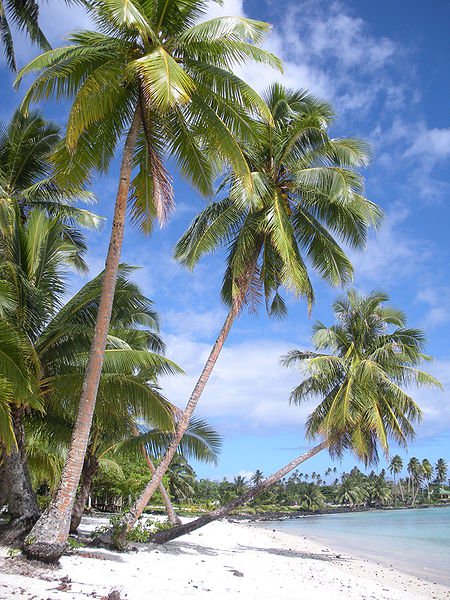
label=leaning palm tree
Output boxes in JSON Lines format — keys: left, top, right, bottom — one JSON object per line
{"left": 0, "top": 0, "right": 50, "bottom": 70}
{"left": 149, "top": 290, "right": 440, "bottom": 544}
{"left": 388, "top": 454, "right": 404, "bottom": 504}
{"left": 117, "top": 85, "right": 382, "bottom": 544}
{"left": 15, "top": 0, "right": 280, "bottom": 562}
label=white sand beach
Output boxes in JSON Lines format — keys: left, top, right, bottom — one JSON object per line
{"left": 0, "top": 516, "right": 449, "bottom": 600}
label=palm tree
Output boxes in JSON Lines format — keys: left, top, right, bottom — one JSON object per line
{"left": 251, "top": 470, "right": 264, "bottom": 486}
{"left": 166, "top": 456, "right": 196, "bottom": 504}
{"left": 0, "top": 0, "right": 50, "bottom": 70}
{"left": 15, "top": 0, "right": 279, "bottom": 562}
{"left": 421, "top": 459, "right": 433, "bottom": 501}
{"left": 0, "top": 109, "right": 101, "bottom": 236}
{"left": 0, "top": 208, "right": 180, "bottom": 540}
{"left": 0, "top": 208, "right": 89, "bottom": 538}
{"left": 435, "top": 458, "right": 448, "bottom": 484}
{"left": 336, "top": 477, "right": 366, "bottom": 506}
{"left": 300, "top": 483, "right": 324, "bottom": 510}
{"left": 149, "top": 290, "right": 439, "bottom": 544}
{"left": 366, "top": 475, "right": 392, "bottom": 507}
{"left": 233, "top": 475, "right": 247, "bottom": 495}
{"left": 388, "top": 455, "right": 404, "bottom": 504}
{"left": 407, "top": 457, "right": 422, "bottom": 505}
{"left": 120, "top": 84, "right": 382, "bottom": 543}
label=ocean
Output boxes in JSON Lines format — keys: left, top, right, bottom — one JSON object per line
{"left": 260, "top": 506, "right": 450, "bottom": 585}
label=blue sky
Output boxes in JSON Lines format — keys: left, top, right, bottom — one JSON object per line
{"left": 2, "top": 0, "right": 449, "bottom": 481}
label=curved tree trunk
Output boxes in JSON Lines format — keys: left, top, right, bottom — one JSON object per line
{"left": 141, "top": 447, "right": 181, "bottom": 526}
{"left": 114, "top": 251, "right": 262, "bottom": 549}
{"left": 69, "top": 453, "right": 99, "bottom": 534}
{"left": 23, "top": 107, "right": 142, "bottom": 564}
{"left": 150, "top": 441, "right": 328, "bottom": 545}
{"left": 115, "top": 302, "right": 241, "bottom": 548}
{"left": 1, "top": 408, "right": 40, "bottom": 544}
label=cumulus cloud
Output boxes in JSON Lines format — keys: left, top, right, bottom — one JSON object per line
{"left": 157, "top": 330, "right": 450, "bottom": 443}
{"left": 405, "top": 126, "right": 450, "bottom": 161}
{"left": 350, "top": 205, "right": 431, "bottom": 286}
{"left": 160, "top": 334, "right": 314, "bottom": 435}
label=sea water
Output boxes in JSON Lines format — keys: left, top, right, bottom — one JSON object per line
{"left": 260, "top": 506, "right": 450, "bottom": 585}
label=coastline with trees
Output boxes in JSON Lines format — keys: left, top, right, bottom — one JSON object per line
{"left": 0, "top": 0, "right": 449, "bottom": 598}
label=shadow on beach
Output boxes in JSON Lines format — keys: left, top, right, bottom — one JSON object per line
{"left": 149, "top": 539, "right": 352, "bottom": 564}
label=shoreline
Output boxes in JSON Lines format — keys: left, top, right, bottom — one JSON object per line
{"left": 227, "top": 502, "right": 450, "bottom": 523}
{"left": 1, "top": 517, "right": 449, "bottom": 599}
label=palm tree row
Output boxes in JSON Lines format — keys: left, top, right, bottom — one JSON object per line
{"left": 0, "top": 0, "right": 441, "bottom": 562}
{"left": 189, "top": 455, "right": 449, "bottom": 513}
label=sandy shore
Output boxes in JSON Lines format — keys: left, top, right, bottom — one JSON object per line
{"left": 0, "top": 516, "right": 449, "bottom": 600}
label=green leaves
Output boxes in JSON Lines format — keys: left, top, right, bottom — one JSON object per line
{"left": 283, "top": 290, "right": 440, "bottom": 465}
{"left": 131, "top": 47, "right": 195, "bottom": 111}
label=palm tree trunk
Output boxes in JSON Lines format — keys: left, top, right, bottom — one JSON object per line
{"left": 69, "top": 453, "right": 99, "bottom": 534}
{"left": 150, "top": 442, "right": 328, "bottom": 545}
{"left": 140, "top": 446, "right": 181, "bottom": 526}
{"left": 113, "top": 249, "right": 262, "bottom": 549}
{"left": 1, "top": 408, "right": 40, "bottom": 544}
{"left": 115, "top": 301, "right": 241, "bottom": 547}
{"left": 23, "top": 107, "right": 142, "bottom": 563}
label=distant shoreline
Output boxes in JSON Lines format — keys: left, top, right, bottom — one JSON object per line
{"left": 226, "top": 502, "right": 450, "bottom": 523}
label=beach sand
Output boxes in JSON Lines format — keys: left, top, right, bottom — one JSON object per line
{"left": 0, "top": 516, "right": 449, "bottom": 600}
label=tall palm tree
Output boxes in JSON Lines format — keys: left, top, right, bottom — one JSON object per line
{"left": 150, "top": 290, "right": 439, "bottom": 544}
{"left": 118, "top": 85, "right": 382, "bottom": 543}
{"left": 435, "top": 458, "right": 448, "bottom": 484}
{"left": 421, "top": 459, "right": 433, "bottom": 501}
{"left": 15, "top": 0, "right": 279, "bottom": 562}
{"left": 388, "top": 454, "right": 404, "bottom": 504}
{"left": 407, "top": 457, "right": 421, "bottom": 505}
{"left": 0, "top": 0, "right": 50, "bottom": 71}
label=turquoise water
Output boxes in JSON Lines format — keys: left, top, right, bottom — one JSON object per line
{"left": 259, "top": 506, "right": 450, "bottom": 585}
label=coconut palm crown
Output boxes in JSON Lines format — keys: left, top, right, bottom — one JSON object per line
{"left": 15, "top": 0, "right": 281, "bottom": 223}
{"left": 282, "top": 290, "right": 442, "bottom": 465}
{"left": 176, "top": 84, "right": 383, "bottom": 314}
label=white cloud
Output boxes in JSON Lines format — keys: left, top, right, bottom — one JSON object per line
{"left": 158, "top": 330, "right": 450, "bottom": 443}
{"left": 208, "top": 0, "right": 403, "bottom": 117}
{"left": 351, "top": 204, "right": 430, "bottom": 286}
{"left": 416, "top": 287, "right": 450, "bottom": 329}
{"left": 160, "top": 335, "right": 313, "bottom": 434}
{"left": 405, "top": 127, "right": 450, "bottom": 161}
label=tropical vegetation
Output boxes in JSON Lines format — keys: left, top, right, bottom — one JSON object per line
{"left": 0, "top": 0, "right": 447, "bottom": 570}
